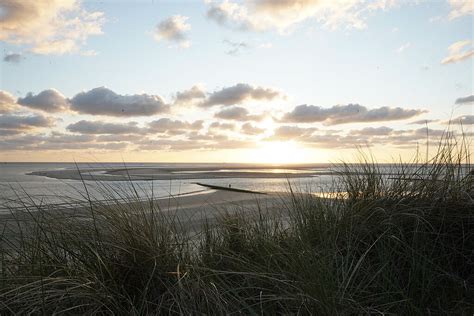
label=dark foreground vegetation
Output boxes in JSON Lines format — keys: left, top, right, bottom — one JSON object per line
{"left": 0, "top": 139, "right": 473, "bottom": 314}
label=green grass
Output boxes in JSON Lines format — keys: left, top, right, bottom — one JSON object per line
{"left": 0, "top": 137, "right": 473, "bottom": 314}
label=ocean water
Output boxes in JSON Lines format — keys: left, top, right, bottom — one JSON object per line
{"left": 0, "top": 163, "right": 336, "bottom": 210}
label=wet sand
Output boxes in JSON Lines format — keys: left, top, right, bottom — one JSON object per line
{"left": 27, "top": 166, "right": 325, "bottom": 181}
{"left": 0, "top": 189, "right": 296, "bottom": 243}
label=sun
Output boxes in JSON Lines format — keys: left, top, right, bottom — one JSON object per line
{"left": 248, "top": 141, "right": 310, "bottom": 164}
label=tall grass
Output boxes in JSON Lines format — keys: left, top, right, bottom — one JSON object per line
{"left": 0, "top": 137, "right": 472, "bottom": 314}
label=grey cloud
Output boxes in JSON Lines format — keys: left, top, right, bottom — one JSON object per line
{"left": 138, "top": 139, "right": 206, "bottom": 151}
{"left": 281, "top": 104, "right": 425, "bottom": 125}
{"left": 350, "top": 126, "right": 393, "bottom": 136}
{"left": 449, "top": 115, "right": 474, "bottom": 125}
{"left": 241, "top": 122, "right": 265, "bottom": 135}
{"left": 148, "top": 118, "right": 203, "bottom": 134}
{"left": 96, "top": 134, "right": 144, "bottom": 142}
{"left": 223, "top": 39, "right": 249, "bottom": 55}
{"left": 409, "top": 119, "right": 439, "bottom": 125}
{"left": 455, "top": 95, "right": 474, "bottom": 104}
{"left": 0, "top": 114, "right": 55, "bottom": 130}
{"left": 206, "top": 3, "right": 251, "bottom": 30}
{"left": 174, "top": 85, "right": 206, "bottom": 106}
{"left": 214, "top": 106, "right": 264, "bottom": 121}
{"left": 272, "top": 125, "right": 317, "bottom": 140}
{"left": 0, "top": 90, "right": 18, "bottom": 114}
{"left": 300, "top": 127, "right": 450, "bottom": 149}
{"left": 209, "top": 121, "right": 236, "bottom": 130}
{"left": 154, "top": 15, "right": 191, "bottom": 48}
{"left": 18, "top": 89, "right": 69, "bottom": 112}
{"left": 0, "top": 129, "right": 24, "bottom": 136}
{"left": 3, "top": 53, "right": 22, "bottom": 63}
{"left": 0, "top": 132, "right": 133, "bottom": 151}
{"left": 67, "top": 120, "right": 143, "bottom": 135}
{"left": 201, "top": 83, "right": 282, "bottom": 107}
{"left": 70, "top": 87, "right": 169, "bottom": 117}
{"left": 138, "top": 136, "right": 256, "bottom": 151}
{"left": 187, "top": 131, "right": 229, "bottom": 141}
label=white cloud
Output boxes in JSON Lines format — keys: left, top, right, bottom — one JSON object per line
{"left": 206, "top": 0, "right": 400, "bottom": 32}
{"left": 0, "top": 0, "right": 105, "bottom": 55}
{"left": 448, "top": 0, "right": 473, "bottom": 19}
{"left": 397, "top": 42, "right": 410, "bottom": 53}
{"left": 441, "top": 40, "right": 474, "bottom": 64}
{"left": 0, "top": 90, "right": 19, "bottom": 113}
{"left": 154, "top": 15, "right": 191, "bottom": 48}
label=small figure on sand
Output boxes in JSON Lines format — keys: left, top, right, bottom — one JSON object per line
{"left": 229, "top": 184, "right": 232, "bottom": 188}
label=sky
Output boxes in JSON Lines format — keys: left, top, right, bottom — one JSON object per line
{"left": 0, "top": 0, "right": 472, "bottom": 163}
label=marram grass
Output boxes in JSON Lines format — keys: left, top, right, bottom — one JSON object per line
{"left": 0, "top": 138, "right": 472, "bottom": 314}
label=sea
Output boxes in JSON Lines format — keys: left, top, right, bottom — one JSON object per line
{"left": 0, "top": 163, "right": 337, "bottom": 211}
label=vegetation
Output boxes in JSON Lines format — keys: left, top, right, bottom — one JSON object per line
{"left": 0, "top": 138, "right": 472, "bottom": 314}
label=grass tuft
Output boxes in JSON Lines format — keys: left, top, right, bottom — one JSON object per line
{"left": 0, "top": 136, "right": 473, "bottom": 314}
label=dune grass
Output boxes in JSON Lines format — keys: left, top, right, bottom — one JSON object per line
{"left": 0, "top": 138, "right": 472, "bottom": 314}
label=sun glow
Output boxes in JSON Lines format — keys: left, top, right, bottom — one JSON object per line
{"left": 248, "top": 141, "right": 311, "bottom": 164}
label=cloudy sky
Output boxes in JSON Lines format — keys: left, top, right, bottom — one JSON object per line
{"left": 0, "top": 0, "right": 472, "bottom": 163}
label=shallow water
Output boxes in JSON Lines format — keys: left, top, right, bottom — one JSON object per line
{"left": 0, "top": 163, "right": 335, "bottom": 210}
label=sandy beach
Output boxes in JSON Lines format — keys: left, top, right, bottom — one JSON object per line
{"left": 0, "top": 188, "right": 293, "bottom": 238}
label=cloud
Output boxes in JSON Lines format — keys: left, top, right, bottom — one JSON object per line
{"left": 241, "top": 122, "right": 265, "bottom": 135}
{"left": 0, "top": 114, "right": 55, "bottom": 130}
{"left": 17, "top": 89, "right": 69, "bottom": 112}
{"left": 448, "top": 115, "right": 474, "bottom": 125}
{"left": 455, "top": 95, "right": 474, "bottom": 105}
{"left": 441, "top": 40, "right": 474, "bottom": 64}
{"left": 201, "top": 83, "right": 283, "bottom": 107}
{"left": 350, "top": 126, "right": 393, "bottom": 135}
{"left": 290, "top": 126, "right": 451, "bottom": 149}
{"left": 147, "top": 118, "right": 203, "bottom": 134}
{"left": 3, "top": 52, "right": 22, "bottom": 63}
{"left": 0, "top": 0, "right": 105, "bottom": 55}
{"left": 138, "top": 139, "right": 207, "bottom": 151}
{"left": 70, "top": 87, "right": 169, "bottom": 117}
{"left": 409, "top": 119, "right": 439, "bottom": 125}
{"left": 209, "top": 121, "right": 236, "bottom": 130}
{"left": 174, "top": 85, "right": 206, "bottom": 106}
{"left": 154, "top": 15, "right": 191, "bottom": 48}
{"left": 214, "top": 106, "right": 264, "bottom": 121}
{"left": 223, "top": 39, "right": 249, "bottom": 55}
{"left": 0, "top": 90, "right": 19, "bottom": 113}
{"left": 0, "top": 132, "right": 133, "bottom": 151}
{"left": 281, "top": 104, "right": 425, "bottom": 125}
{"left": 397, "top": 42, "right": 410, "bottom": 53}
{"left": 67, "top": 120, "right": 143, "bottom": 135}
{"left": 448, "top": 0, "right": 473, "bottom": 19}
{"left": 205, "top": 0, "right": 398, "bottom": 32}
{"left": 271, "top": 125, "right": 317, "bottom": 140}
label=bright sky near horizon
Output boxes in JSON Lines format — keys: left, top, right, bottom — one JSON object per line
{"left": 0, "top": 0, "right": 472, "bottom": 163}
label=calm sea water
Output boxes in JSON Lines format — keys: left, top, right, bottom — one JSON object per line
{"left": 0, "top": 163, "right": 336, "bottom": 209}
